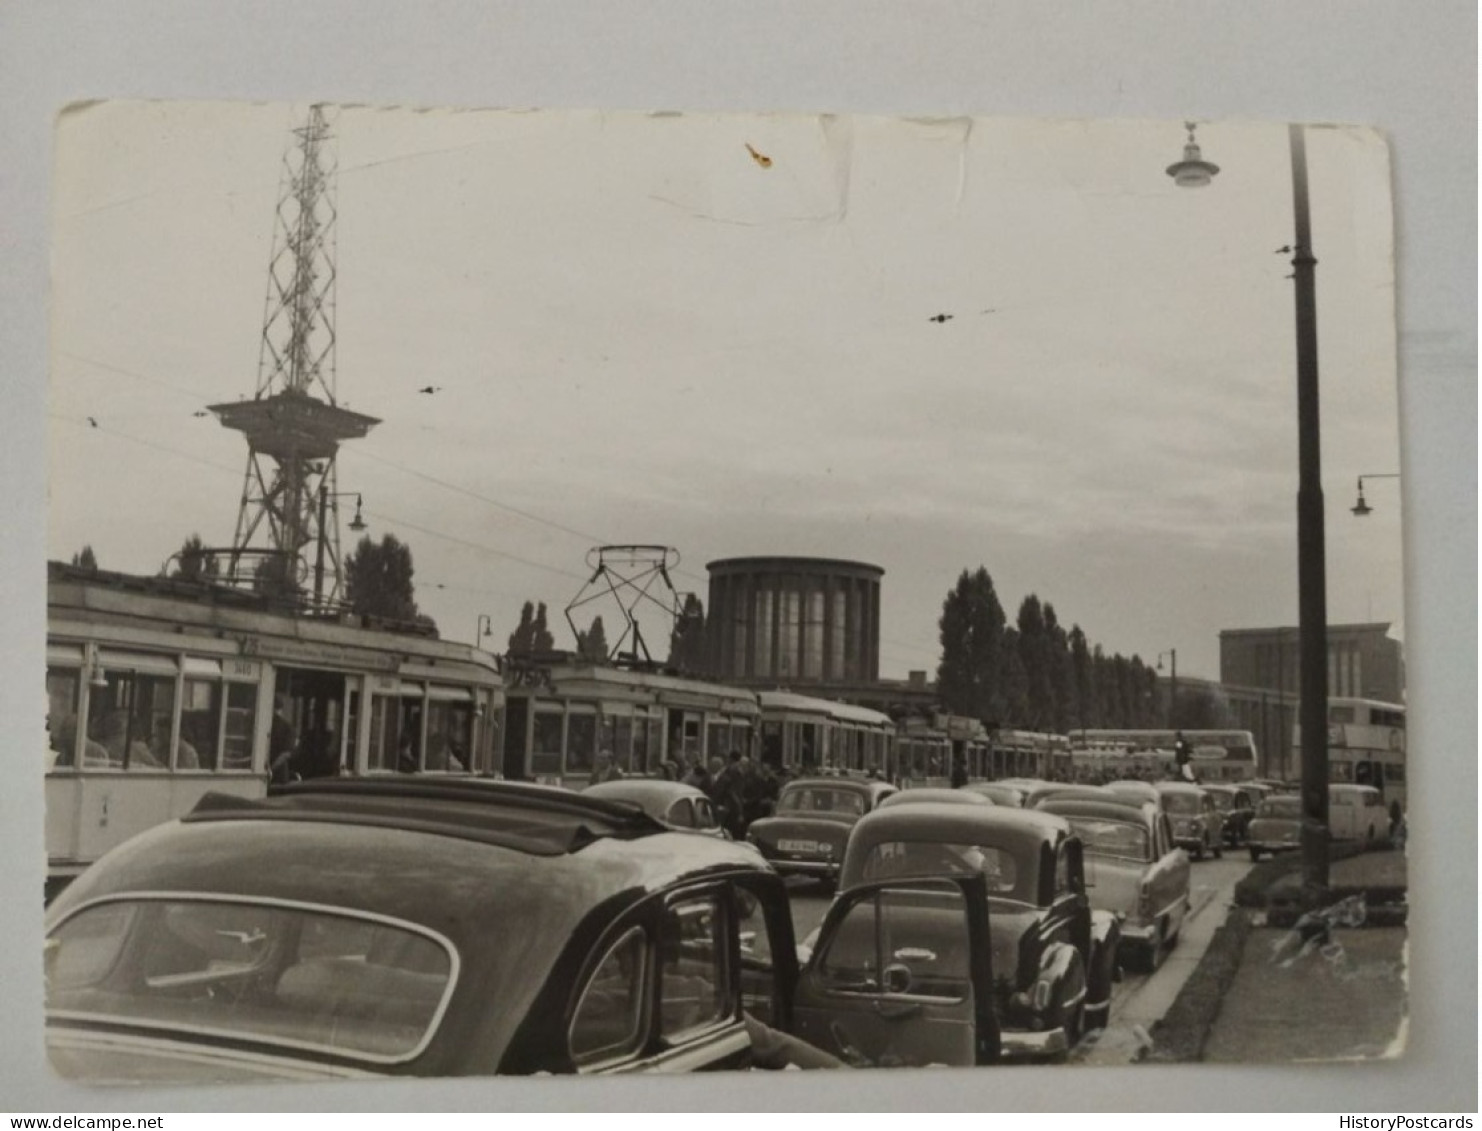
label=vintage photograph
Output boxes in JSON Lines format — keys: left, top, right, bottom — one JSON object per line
{"left": 42, "top": 101, "right": 1407, "bottom": 1083}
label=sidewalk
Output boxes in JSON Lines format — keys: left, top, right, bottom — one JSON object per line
{"left": 1203, "top": 847, "right": 1409, "bottom": 1063}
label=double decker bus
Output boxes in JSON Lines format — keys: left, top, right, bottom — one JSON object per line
{"left": 1068, "top": 728, "right": 1259, "bottom": 783}
{"left": 44, "top": 563, "right": 505, "bottom": 898}
{"left": 1297, "top": 697, "right": 1406, "bottom": 809}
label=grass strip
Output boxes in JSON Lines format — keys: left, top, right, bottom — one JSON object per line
{"left": 1144, "top": 908, "right": 1252, "bottom": 1063}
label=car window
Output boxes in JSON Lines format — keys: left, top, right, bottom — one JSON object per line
{"left": 778, "top": 788, "right": 865, "bottom": 816}
{"left": 666, "top": 798, "right": 696, "bottom": 829}
{"left": 47, "top": 898, "right": 455, "bottom": 1063}
{"left": 858, "top": 840, "right": 1024, "bottom": 900}
{"left": 814, "top": 883, "right": 970, "bottom": 1002}
{"left": 570, "top": 926, "right": 649, "bottom": 1068}
{"left": 1066, "top": 818, "right": 1150, "bottom": 862}
{"left": 659, "top": 895, "right": 729, "bottom": 1041}
{"left": 693, "top": 798, "right": 718, "bottom": 829}
{"left": 1161, "top": 792, "right": 1199, "bottom": 814}
{"left": 1053, "top": 843, "right": 1072, "bottom": 895}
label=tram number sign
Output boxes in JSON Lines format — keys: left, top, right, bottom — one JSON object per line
{"left": 506, "top": 663, "right": 553, "bottom": 691}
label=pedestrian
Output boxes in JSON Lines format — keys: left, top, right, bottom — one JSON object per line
{"left": 590, "top": 749, "right": 624, "bottom": 784}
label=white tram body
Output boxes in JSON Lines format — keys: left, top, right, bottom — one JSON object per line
{"left": 755, "top": 691, "right": 895, "bottom": 777}
{"left": 44, "top": 565, "right": 504, "bottom": 895}
{"left": 992, "top": 729, "right": 1071, "bottom": 780}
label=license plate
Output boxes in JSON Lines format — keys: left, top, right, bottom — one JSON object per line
{"left": 778, "top": 839, "right": 820, "bottom": 854}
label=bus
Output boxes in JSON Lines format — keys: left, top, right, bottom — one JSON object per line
{"left": 499, "top": 654, "right": 760, "bottom": 786}
{"left": 1068, "top": 728, "right": 1259, "bottom": 783}
{"left": 44, "top": 562, "right": 505, "bottom": 898}
{"left": 1297, "top": 697, "right": 1406, "bottom": 809}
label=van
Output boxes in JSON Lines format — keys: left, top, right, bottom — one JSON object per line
{"left": 1328, "top": 783, "right": 1386, "bottom": 842}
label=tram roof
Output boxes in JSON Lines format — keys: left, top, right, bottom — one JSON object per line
{"left": 755, "top": 690, "right": 893, "bottom": 726}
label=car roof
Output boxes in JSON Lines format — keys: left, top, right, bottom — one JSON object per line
{"left": 781, "top": 776, "right": 891, "bottom": 795}
{"left": 582, "top": 779, "right": 711, "bottom": 807}
{"left": 848, "top": 802, "right": 1069, "bottom": 849}
{"left": 1155, "top": 781, "right": 1207, "bottom": 794}
{"left": 877, "top": 788, "right": 992, "bottom": 809}
{"left": 1033, "top": 785, "right": 1134, "bottom": 805}
{"left": 1039, "top": 798, "right": 1156, "bottom": 827}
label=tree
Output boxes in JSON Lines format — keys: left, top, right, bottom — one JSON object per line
{"left": 936, "top": 567, "right": 1007, "bottom": 722}
{"left": 344, "top": 533, "right": 425, "bottom": 624}
{"left": 172, "top": 534, "right": 219, "bottom": 582}
{"left": 668, "top": 594, "right": 707, "bottom": 674}
{"left": 70, "top": 545, "right": 98, "bottom": 570}
{"left": 507, "top": 601, "right": 556, "bottom": 655}
{"left": 576, "top": 615, "right": 610, "bottom": 663}
{"left": 1069, "top": 625, "right": 1096, "bottom": 729}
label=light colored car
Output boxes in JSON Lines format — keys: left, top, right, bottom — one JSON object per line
{"left": 582, "top": 779, "right": 727, "bottom": 837}
{"left": 1247, "top": 794, "right": 1302, "bottom": 860}
{"left": 1155, "top": 782, "right": 1224, "bottom": 860}
{"left": 878, "top": 787, "right": 992, "bottom": 810}
{"left": 965, "top": 782, "right": 1026, "bottom": 807}
{"left": 1104, "top": 780, "right": 1162, "bottom": 808}
{"left": 1039, "top": 798, "right": 1190, "bottom": 972}
{"left": 746, "top": 777, "right": 897, "bottom": 886}
{"left": 1327, "top": 783, "right": 1388, "bottom": 843}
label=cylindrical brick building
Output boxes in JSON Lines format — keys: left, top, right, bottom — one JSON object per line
{"left": 706, "top": 557, "right": 883, "bottom": 686}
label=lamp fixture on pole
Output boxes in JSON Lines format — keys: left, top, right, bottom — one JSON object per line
{"left": 1168, "top": 121, "right": 1330, "bottom": 898}
{"left": 315, "top": 487, "right": 368, "bottom": 607}
{"left": 1351, "top": 472, "right": 1400, "bottom": 516}
{"left": 476, "top": 613, "right": 495, "bottom": 649}
{"left": 1156, "top": 649, "right": 1178, "bottom": 727}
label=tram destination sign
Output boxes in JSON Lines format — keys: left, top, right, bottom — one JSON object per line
{"left": 238, "top": 635, "right": 402, "bottom": 673}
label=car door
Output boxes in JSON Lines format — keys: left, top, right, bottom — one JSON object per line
{"left": 791, "top": 875, "right": 998, "bottom": 1068}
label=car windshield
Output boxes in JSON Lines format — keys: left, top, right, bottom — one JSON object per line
{"left": 1258, "top": 798, "right": 1302, "bottom": 819}
{"left": 1160, "top": 792, "right": 1201, "bottom": 815}
{"left": 1207, "top": 792, "right": 1234, "bottom": 811}
{"left": 1066, "top": 818, "right": 1150, "bottom": 862}
{"left": 778, "top": 787, "right": 865, "bottom": 817}
{"left": 858, "top": 840, "right": 1027, "bottom": 900}
{"left": 46, "top": 898, "right": 455, "bottom": 1063}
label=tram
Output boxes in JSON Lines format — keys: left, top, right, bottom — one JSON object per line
{"left": 44, "top": 563, "right": 504, "bottom": 897}
{"left": 755, "top": 691, "right": 895, "bottom": 777}
{"left": 499, "top": 654, "right": 761, "bottom": 786}
{"left": 992, "top": 729, "right": 1072, "bottom": 780}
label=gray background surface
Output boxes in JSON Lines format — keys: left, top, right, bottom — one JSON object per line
{"left": 1, "top": 0, "right": 1474, "bottom": 1112}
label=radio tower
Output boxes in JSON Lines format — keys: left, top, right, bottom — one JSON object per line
{"left": 210, "top": 105, "right": 378, "bottom": 606}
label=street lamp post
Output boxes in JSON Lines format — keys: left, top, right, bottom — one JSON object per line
{"left": 314, "top": 486, "right": 367, "bottom": 607}
{"left": 475, "top": 613, "right": 495, "bottom": 649}
{"left": 1169, "top": 121, "right": 1330, "bottom": 898}
{"left": 1157, "top": 648, "right": 1178, "bottom": 728}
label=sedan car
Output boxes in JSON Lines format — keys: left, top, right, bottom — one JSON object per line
{"left": 1038, "top": 799, "right": 1190, "bottom": 972}
{"left": 1202, "top": 784, "right": 1258, "bottom": 847}
{"left": 1155, "top": 782, "right": 1224, "bottom": 860}
{"left": 1104, "top": 780, "right": 1162, "bottom": 808}
{"left": 582, "top": 779, "right": 726, "bottom": 837}
{"left": 746, "top": 777, "right": 896, "bottom": 887}
{"left": 1246, "top": 794, "right": 1302, "bottom": 860}
{"left": 44, "top": 778, "right": 1003, "bottom": 1080}
{"left": 965, "top": 782, "right": 1027, "bottom": 808}
{"left": 824, "top": 803, "right": 1120, "bottom": 1059}
{"left": 877, "top": 787, "right": 992, "bottom": 810}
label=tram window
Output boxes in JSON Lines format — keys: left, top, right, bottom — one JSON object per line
{"left": 706, "top": 722, "right": 728, "bottom": 760}
{"left": 222, "top": 682, "right": 257, "bottom": 770}
{"left": 631, "top": 716, "right": 652, "bottom": 774}
{"left": 425, "top": 698, "right": 474, "bottom": 773}
{"left": 1384, "top": 762, "right": 1404, "bottom": 783}
{"left": 86, "top": 671, "right": 176, "bottom": 771}
{"left": 568, "top": 712, "right": 597, "bottom": 776}
{"left": 729, "top": 722, "right": 750, "bottom": 758}
{"left": 760, "top": 722, "right": 783, "bottom": 772}
{"left": 610, "top": 715, "right": 633, "bottom": 774}
{"left": 531, "top": 709, "right": 564, "bottom": 777}
{"left": 46, "top": 667, "right": 82, "bottom": 769}
{"left": 180, "top": 679, "right": 220, "bottom": 771}
{"left": 368, "top": 694, "right": 405, "bottom": 773}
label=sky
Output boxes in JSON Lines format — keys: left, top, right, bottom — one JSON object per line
{"left": 47, "top": 102, "right": 1405, "bottom": 682}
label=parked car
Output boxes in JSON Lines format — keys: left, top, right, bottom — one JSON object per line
{"left": 1038, "top": 799, "right": 1190, "bottom": 973}
{"left": 746, "top": 777, "right": 896, "bottom": 887}
{"left": 1155, "top": 782, "right": 1224, "bottom": 860}
{"left": 583, "top": 779, "right": 727, "bottom": 837}
{"left": 1030, "top": 784, "right": 1139, "bottom": 809}
{"left": 1246, "top": 794, "right": 1302, "bottom": 860}
{"left": 44, "top": 778, "right": 1010, "bottom": 1080}
{"left": 819, "top": 803, "right": 1121, "bottom": 1059}
{"left": 1202, "top": 784, "right": 1258, "bottom": 847}
{"left": 965, "top": 782, "right": 1027, "bottom": 808}
{"left": 1104, "top": 780, "right": 1162, "bottom": 808}
{"left": 877, "top": 787, "right": 992, "bottom": 810}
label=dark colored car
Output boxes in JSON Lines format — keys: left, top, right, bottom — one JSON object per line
{"left": 825, "top": 803, "right": 1121, "bottom": 1059}
{"left": 43, "top": 778, "right": 1003, "bottom": 1080}
{"left": 1155, "top": 782, "right": 1224, "bottom": 860}
{"left": 1246, "top": 794, "right": 1302, "bottom": 860}
{"left": 746, "top": 777, "right": 897, "bottom": 886}
{"left": 1202, "top": 784, "right": 1257, "bottom": 847}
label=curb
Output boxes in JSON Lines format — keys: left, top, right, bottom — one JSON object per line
{"left": 1143, "top": 906, "right": 1253, "bottom": 1063}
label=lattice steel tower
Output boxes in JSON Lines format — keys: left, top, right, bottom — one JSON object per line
{"left": 210, "top": 106, "right": 378, "bottom": 605}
